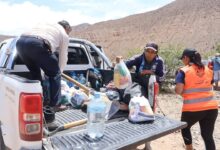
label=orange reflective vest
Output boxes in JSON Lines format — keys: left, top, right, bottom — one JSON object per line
{"left": 181, "top": 64, "right": 218, "bottom": 112}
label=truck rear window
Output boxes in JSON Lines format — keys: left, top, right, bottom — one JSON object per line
{"left": 67, "top": 47, "right": 89, "bottom": 64}
{"left": 14, "top": 47, "right": 89, "bottom": 65}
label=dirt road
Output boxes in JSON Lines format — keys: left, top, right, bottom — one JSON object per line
{"left": 149, "top": 91, "right": 220, "bottom": 150}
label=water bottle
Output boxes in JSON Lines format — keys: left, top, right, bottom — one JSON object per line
{"left": 87, "top": 92, "right": 106, "bottom": 139}
{"left": 78, "top": 74, "right": 86, "bottom": 85}
{"left": 67, "top": 71, "right": 77, "bottom": 87}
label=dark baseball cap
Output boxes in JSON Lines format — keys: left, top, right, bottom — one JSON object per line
{"left": 144, "top": 42, "right": 158, "bottom": 52}
{"left": 179, "top": 48, "right": 197, "bottom": 59}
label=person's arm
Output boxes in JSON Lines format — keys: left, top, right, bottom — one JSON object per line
{"left": 155, "top": 58, "right": 165, "bottom": 77}
{"left": 153, "top": 57, "right": 165, "bottom": 82}
{"left": 175, "top": 71, "right": 185, "bottom": 95}
{"left": 175, "top": 83, "right": 184, "bottom": 95}
{"left": 58, "top": 34, "right": 69, "bottom": 73}
{"left": 125, "top": 54, "right": 141, "bottom": 69}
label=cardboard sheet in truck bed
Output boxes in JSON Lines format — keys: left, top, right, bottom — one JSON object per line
{"left": 43, "top": 109, "right": 187, "bottom": 150}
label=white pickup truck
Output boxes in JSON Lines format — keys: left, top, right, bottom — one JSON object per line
{"left": 0, "top": 37, "right": 113, "bottom": 150}
{"left": 0, "top": 37, "right": 185, "bottom": 150}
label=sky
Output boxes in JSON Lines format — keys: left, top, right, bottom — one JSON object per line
{"left": 0, "top": 0, "right": 175, "bottom": 36}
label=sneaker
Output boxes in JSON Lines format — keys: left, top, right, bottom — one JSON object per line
{"left": 53, "top": 105, "right": 68, "bottom": 112}
{"left": 44, "top": 122, "right": 58, "bottom": 131}
{"left": 43, "top": 106, "right": 55, "bottom": 123}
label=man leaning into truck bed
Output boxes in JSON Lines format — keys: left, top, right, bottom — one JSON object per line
{"left": 16, "top": 20, "right": 72, "bottom": 112}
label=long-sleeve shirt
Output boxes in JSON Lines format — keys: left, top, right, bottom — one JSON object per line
{"left": 125, "top": 53, "right": 165, "bottom": 82}
{"left": 23, "top": 23, "right": 69, "bottom": 72}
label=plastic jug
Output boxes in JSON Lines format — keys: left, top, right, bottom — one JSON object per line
{"left": 87, "top": 92, "right": 106, "bottom": 139}
{"left": 78, "top": 73, "right": 86, "bottom": 85}
{"left": 67, "top": 71, "right": 77, "bottom": 88}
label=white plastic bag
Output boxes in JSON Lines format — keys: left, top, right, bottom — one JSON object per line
{"left": 113, "top": 57, "right": 132, "bottom": 89}
{"left": 128, "top": 96, "right": 155, "bottom": 123}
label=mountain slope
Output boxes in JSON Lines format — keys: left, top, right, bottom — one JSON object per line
{"left": 71, "top": 0, "right": 220, "bottom": 58}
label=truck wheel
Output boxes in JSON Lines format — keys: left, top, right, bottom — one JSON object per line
{"left": 0, "top": 127, "right": 6, "bottom": 150}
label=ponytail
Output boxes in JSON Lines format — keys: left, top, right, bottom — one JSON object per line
{"left": 190, "top": 52, "right": 204, "bottom": 69}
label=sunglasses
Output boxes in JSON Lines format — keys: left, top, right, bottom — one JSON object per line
{"left": 144, "top": 49, "right": 157, "bottom": 54}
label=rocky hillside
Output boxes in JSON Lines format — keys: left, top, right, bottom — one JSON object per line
{"left": 71, "top": 0, "right": 220, "bottom": 59}
{"left": 0, "top": 35, "right": 13, "bottom": 42}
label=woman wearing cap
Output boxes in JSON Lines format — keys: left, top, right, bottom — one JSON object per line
{"left": 125, "top": 42, "right": 165, "bottom": 97}
{"left": 121, "top": 42, "right": 164, "bottom": 150}
{"left": 175, "top": 49, "right": 218, "bottom": 150}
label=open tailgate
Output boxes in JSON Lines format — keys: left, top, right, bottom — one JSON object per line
{"left": 43, "top": 109, "right": 186, "bottom": 150}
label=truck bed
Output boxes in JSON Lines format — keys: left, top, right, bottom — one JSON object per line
{"left": 43, "top": 109, "right": 186, "bottom": 150}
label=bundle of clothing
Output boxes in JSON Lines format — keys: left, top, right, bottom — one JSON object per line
{"left": 59, "top": 80, "right": 89, "bottom": 108}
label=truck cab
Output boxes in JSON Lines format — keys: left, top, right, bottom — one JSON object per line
{"left": 0, "top": 38, "right": 112, "bottom": 72}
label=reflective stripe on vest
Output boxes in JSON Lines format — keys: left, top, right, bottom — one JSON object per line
{"left": 183, "top": 96, "right": 213, "bottom": 104}
{"left": 181, "top": 65, "right": 218, "bottom": 111}
{"left": 183, "top": 87, "right": 212, "bottom": 94}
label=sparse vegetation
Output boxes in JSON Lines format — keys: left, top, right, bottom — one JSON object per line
{"left": 127, "top": 48, "right": 142, "bottom": 58}
{"left": 126, "top": 44, "right": 220, "bottom": 92}
{"left": 158, "top": 45, "right": 184, "bottom": 92}
{"left": 215, "top": 42, "right": 220, "bottom": 53}
{"left": 159, "top": 44, "right": 184, "bottom": 77}
{"left": 126, "top": 44, "right": 184, "bottom": 78}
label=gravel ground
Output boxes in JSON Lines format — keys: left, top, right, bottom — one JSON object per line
{"left": 148, "top": 90, "right": 220, "bottom": 150}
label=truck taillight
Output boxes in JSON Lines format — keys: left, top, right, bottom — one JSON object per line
{"left": 19, "top": 93, "right": 43, "bottom": 141}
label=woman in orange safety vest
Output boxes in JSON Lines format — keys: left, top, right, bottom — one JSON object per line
{"left": 175, "top": 48, "right": 218, "bottom": 150}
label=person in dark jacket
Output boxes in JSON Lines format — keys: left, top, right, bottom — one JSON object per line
{"left": 125, "top": 42, "right": 165, "bottom": 91}
{"left": 122, "top": 42, "right": 165, "bottom": 150}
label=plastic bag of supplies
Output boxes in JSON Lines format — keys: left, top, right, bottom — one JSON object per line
{"left": 113, "top": 56, "right": 132, "bottom": 89}
{"left": 128, "top": 96, "right": 155, "bottom": 123}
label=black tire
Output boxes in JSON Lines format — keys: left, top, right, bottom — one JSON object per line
{"left": 0, "top": 127, "right": 6, "bottom": 150}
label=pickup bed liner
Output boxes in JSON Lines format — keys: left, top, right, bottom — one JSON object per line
{"left": 54, "top": 109, "right": 87, "bottom": 126}
{"left": 44, "top": 109, "right": 186, "bottom": 150}
{"left": 53, "top": 109, "right": 128, "bottom": 127}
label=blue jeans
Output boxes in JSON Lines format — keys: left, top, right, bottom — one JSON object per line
{"left": 16, "top": 36, "right": 61, "bottom": 107}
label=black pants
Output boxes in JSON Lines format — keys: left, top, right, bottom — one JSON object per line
{"left": 181, "top": 109, "right": 218, "bottom": 150}
{"left": 16, "top": 36, "right": 61, "bottom": 107}
{"left": 118, "top": 82, "right": 147, "bottom": 104}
